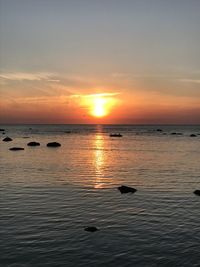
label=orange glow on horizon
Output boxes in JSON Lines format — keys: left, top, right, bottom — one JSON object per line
{"left": 79, "top": 93, "right": 119, "bottom": 119}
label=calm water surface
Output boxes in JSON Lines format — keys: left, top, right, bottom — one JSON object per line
{"left": 0, "top": 125, "right": 200, "bottom": 267}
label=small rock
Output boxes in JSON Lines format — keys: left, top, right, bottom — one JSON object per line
{"left": 170, "top": 132, "right": 177, "bottom": 135}
{"left": 118, "top": 185, "right": 137, "bottom": 194}
{"left": 9, "top": 147, "right": 24, "bottom": 151}
{"left": 84, "top": 227, "right": 99, "bottom": 232}
{"left": 27, "top": 141, "right": 40, "bottom": 146}
{"left": 3, "top": 137, "right": 12, "bottom": 142}
{"left": 190, "top": 134, "right": 197, "bottom": 137}
{"left": 0, "top": 129, "right": 5, "bottom": 131}
{"left": 194, "top": 190, "right": 200, "bottom": 196}
{"left": 156, "top": 129, "right": 163, "bottom": 132}
{"left": 110, "top": 133, "right": 123, "bottom": 137}
{"left": 46, "top": 142, "right": 61, "bottom": 147}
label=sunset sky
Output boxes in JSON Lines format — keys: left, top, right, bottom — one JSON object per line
{"left": 0, "top": 0, "right": 200, "bottom": 124}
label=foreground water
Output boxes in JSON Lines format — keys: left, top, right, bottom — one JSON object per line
{"left": 0, "top": 124, "right": 200, "bottom": 267}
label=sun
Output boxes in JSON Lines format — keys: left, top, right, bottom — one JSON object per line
{"left": 76, "top": 92, "right": 119, "bottom": 119}
{"left": 92, "top": 97, "right": 107, "bottom": 117}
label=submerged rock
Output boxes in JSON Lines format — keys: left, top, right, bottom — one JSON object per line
{"left": 194, "top": 190, "right": 200, "bottom": 196}
{"left": 46, "top": 142, "right": 61, "bottom": 147}
{"left": 9, "top": 147, "right": 24, "bottom": 151}
{"left": 3, "top": 137, "right": 12, "bottom": 142}
{"left": 0, "top": 128, "right": 5, "bottom": 131}
{"left": 110, "top": 133, "right": 123, "bottom": 137}
{"left": 84, "top": 227, "right": 99, "bottom": 232}
{"left": 190, "top": 134, "right": 197, "bottom": 137}
{"left": 156, "top": 129, "right": 163, "bottom": 132}
{"left": 27, "top": 141, "right": 40, "bottom": 146}
{"left": 118, "top": 185, "right": 137, "bottom": 194}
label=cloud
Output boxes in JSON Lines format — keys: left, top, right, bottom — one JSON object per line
{"left": 71, "top": 92, "right": 120, "bottom": 98}
{"left": 179, "top": 79, "right": 200, "bottom": 84}
{"left": 0, "top": 72, "right": 55, "bottom": 81}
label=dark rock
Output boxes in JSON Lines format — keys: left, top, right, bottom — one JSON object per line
{"left": 84, "top": 227, "right": 99, "bottom": 232}
{"left": 110, "top": 133, "right": 123, "bottom": 137}
{"left": 22, "top": 136, "right": 30, "bottom": 138}
{"left": 194, "top": 190, "right": 200, "bottom": 196}
{"left": 27, "top": 141, "right": 40, "bottom": 146}
{"left": 118, "top": 185, "right": 137, "bottom": 194}
{"left": 9, "top": 147, "right": 24, "bottom": 151}
{"left": 47, "top": 142, "right": 61, "bottom": 147}
{"left": 170, "top": 132, "right": 183, "bottom": 136}
{"left": 3, "top": 137, "right": 12, "bottom": 142}
{"left": 2, "top": 132, "right": 5, "bottom": 135}
{"left": 156, "top": 129, "right": 163, "bottom": 132}
{"left": 64, "top": 131, "right": 71, "bottom": 134}
{"left": 0, "top": 129, "right": 5, "bottom": 131}
{"left": 190, "top": 134, "right": 197, "bottom": 137}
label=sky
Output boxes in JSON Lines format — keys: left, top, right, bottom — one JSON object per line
{"left": 0, "top": 0, "right": 200, "bottom": 124}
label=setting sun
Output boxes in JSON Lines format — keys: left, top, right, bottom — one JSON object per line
{"left": 92, "top": 97, "right": 107, "bottom": 117}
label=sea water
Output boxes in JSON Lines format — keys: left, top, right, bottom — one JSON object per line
{"left": 0, "top": 125, "right": 200, "bottom": 267}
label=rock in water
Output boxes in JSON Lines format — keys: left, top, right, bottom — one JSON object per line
{"left": 3, "top": 137, "right": 12, "bottom": 142}
{"left": 9, "top": 147, "right": 24, "bottom": 151}
{"left": 0, "top": 129, "right": 5, "bottom": 131}
{"left": 84, "top": 227, "right": 99, "bottom": 232}
{"left": 27, "top": 141, "right": 40, "bottom": 146}
{"left": 190, "top": 134, "right": 197, "bottom": 137}
{"left": 110, "top": 133, "right": 123, "bottom": 137}
{"left": 118, "top": 185, "right": 137, "bottom": 194}
{"left": 194, "top": 190, "right": 200, "bottom": 196}
{"left": 46, "top": 142, "right": 61, "bottom": 147}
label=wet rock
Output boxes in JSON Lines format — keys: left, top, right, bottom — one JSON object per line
{"left": 0, "top": 129, "right": 5, "bottom": 131}
{"left": 156, "top": 129, "right": 163, "bottom": 132}
{"left": 118, "top": 185, "right": 137, "bottom": 194}
{"left": 110, "top": 133, "right": 123, "bottom": 137}
{"left": 190, "top": 134, "right": 197, "bottom": 137}
{"left": 171, "top": 132, "right": 183, "bottom": 136}
{"left": 194, "top": 190, "right": 200, "bottom": 196}
{"left": 84, "top": 227, "right": 99, "bottom": 232}
{"left": 2, "top": 137, "right": 12, "bottom": 142}
{"left": 9, "top": 147, "right": 24, "bottom": 151}
{"left": 46, "top": 142, "right": 61, "bottom": 147}
{"left": 27, "top": 141, "right": 40, "bottom": 146}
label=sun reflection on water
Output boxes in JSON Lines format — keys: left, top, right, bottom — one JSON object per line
{"left": 94, "top": 134, "right": 105, "bottom": 189}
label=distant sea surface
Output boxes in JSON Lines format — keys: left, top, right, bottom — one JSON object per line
{"left": 1, "top": 124, "right": 200, "bottom": 267}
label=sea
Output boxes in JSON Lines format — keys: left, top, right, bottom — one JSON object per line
{"left": 0, "top": 124, "right": 200, "bottom": 267}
